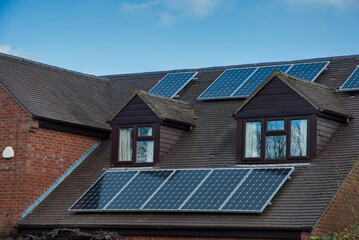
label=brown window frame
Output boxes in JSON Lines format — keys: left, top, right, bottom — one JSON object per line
{"left": 111, "top": 123, "right": 160, "bottom": 167}
{"left": 238, "top": 116, "right": 312, "bottom": 164}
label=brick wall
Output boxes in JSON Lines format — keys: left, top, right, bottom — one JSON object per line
{"left": 312, "top": 161, "right": 359, "bottom": 237}
{"left": 0, "top": 86, "right": 97, "bottom": 232}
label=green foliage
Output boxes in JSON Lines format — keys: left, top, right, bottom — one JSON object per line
{"left": 312, "top": 225, "right": 359, "bottom": 240}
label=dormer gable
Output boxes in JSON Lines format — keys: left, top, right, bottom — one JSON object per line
{"left": 234, "top": 71, "right": 351, "bottom": 164}
{"left": 235, "top": 71, "right": 351, "bottom": 119}
{"left": 109, "top": 90, "right": 196, "bottom": 167}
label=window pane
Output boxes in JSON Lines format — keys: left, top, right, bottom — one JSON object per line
{"left": 138, "top": 126, "right": 153, "bottom": 136}
{"left": 245, "top": 122, "right": 261, "bottom": 158}
{"left": 266, "top": 135, "right": 286, "bottom": 159}
{"left": 267, "top": 120, "right": 285, "bottom": 131}
{"left": 119, "top": 128, "right": 133, "bottom": 161}
{"left": 290, "top": 119, "right": 307, "bottom": 156}
{"left": 136, "top": 141, "right": 154, "bottom": 163}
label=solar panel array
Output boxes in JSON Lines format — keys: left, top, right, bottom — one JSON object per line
{"left": 149, "top": 72, "right": 198, "bottom": 98}
{"left": 198, "top": 61, "right": 329, "bottom": 100}
{"left": 69, "top": 167, "right": 293, "bottom": 213}
{"left": 340, "top": 66, "right": 359, "bottom": 91}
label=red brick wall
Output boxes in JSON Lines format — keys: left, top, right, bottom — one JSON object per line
{"left": 301, "top": 232, "right": 311, "bottom": 240}
{"left": 312, "top": 161, "right": 359, "bottom": 237}
{"left": 0, "top": 86, "right": 97, "bottom": 232}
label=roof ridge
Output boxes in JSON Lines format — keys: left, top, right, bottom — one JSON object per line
{"left": 0, "top": 52, "right": 109, "bottom": 83}
{"left": 139, "top": 90, "right": 191, "bottom": 105}
{"left": 105, "top": 54, "right": 359, "bottom": 77}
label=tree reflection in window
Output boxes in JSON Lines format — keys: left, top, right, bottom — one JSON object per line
{"left": 245, "top": 122, "right": 261, "bottom": 158}
{"left": 290, "top": 119, "right": 307, "bottom": 156}
{"left": 266, "top": 135, "right": 286, "bottom": 159}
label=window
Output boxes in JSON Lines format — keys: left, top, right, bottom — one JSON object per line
{"left": 115, "top": 124, "right": 157, "bottom": 166}
{"left": 241, "top": 117, "right": 310, "bottom": 162}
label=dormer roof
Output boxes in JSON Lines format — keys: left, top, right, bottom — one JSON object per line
{"left": 109, "top": 90, "right": 197, "bottom": 127}
{"left": 234, "top": 71, "right": 352, "bottom": 120}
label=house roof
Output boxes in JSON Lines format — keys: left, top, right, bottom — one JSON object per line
{"left": 17, "top": 54, "right": 359, "bottom": 235}
{"left": 234, "top": 70, "right": 352, "bottom": 119}
{"left": 109, "top": 90, "right": 197, "bottom": 126}
{"left": 0, "top": 53, "right": 114, "bottom": 130}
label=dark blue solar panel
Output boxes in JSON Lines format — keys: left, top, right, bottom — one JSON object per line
{"left": 70, "top": 168, "right": 293, "bottom": 213}
{"left": 106, "top": 170, "right": 173, "bottom": 210}
{"left": 340, "top": 66, "right": 359, "bottom": 91}
{"left": 69, "top": 171, "right": 137, "bottom": 210}
{"left": 143, "top": 169, "right": 210, "bottom": 210}
{"left": 232, "top": 65, "right": 291, "bottom": 97}
{"left": 287, "top": 62, "right": 328, "bottom": 81}
{"left": 198, "top": 68, "right": 256, "bottom": 99}
{"left": 222, "top": 168, "right": 292, "bottom": 212}
{"left": 182, "top": 169, "right": 250, "bottom": 210}
{"left": 149, "top": 72, "right": 197, "bottom": 98}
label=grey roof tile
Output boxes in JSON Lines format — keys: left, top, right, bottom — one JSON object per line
{"left": 0, "top": 53, "right": 113, "bottom": 130}
{"left": 17, "top": 54, "right": 359, "bottom": 232}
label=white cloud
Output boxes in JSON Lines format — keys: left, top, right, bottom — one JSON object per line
{"left": 286, "top": 0, "right": 359, "bottom": 8}
{"left": 164, "top": 0, "right": 223, "bottom": 18}
{"left": 121, "top": 0, "right": 224, "bottom": 25}
{"left": 160, "top": 12, "right": 177, "bottom": 25}
{"left": 121, "top": 1, "right": 160, "bottom": 11}
{"left": 0, "top": 45, "right": 38, "bottom": 60}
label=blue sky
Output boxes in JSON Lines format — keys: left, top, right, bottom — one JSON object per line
{"left": 0, "top": 0, "right": 359, "bottom": 75}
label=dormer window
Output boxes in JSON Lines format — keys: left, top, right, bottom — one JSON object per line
{"left": 243, "top": 117, "right": 309, "bottom": 162}
{"left": 109, "top": 90, "right": 196, "bottom": 168}
{"left": 235, "top": 71, "right": 352, "bottom": 164}
{"left": 118, "top": 125, "right": 155, "bottom": 164}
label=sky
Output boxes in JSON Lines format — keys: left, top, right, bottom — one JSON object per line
{"left": 0, "top": 0, "right": 359, "bottom": 76}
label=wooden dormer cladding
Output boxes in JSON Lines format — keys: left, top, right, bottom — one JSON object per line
{"left": 234, "top": 71, "right": 351, "bottom": 164}
{"left": 159, "top": 125, "right": 185, "bottom": 161}
{"left": 110, "top": 95, "right": 161, "bottom": 125}
{"left": 235, "top": 76, "right": 318, "bottom": 118}
{"left": 109, "top": 90, "right": 196, "bottom": 166}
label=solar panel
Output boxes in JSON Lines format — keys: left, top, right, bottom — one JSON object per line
{"left": 69, "top": 168, "right": 293, "bottom": 213}
{"left": 197, "top": 68, "right": 256, "bottom": 100}
{"left": 181, "top": 169, "right": 250, "bottom": 210}
{"left": 143, "top": 169, "right": 210, "bottom": 210}
{"left": 221, "top": 168, "right": 293, "bottom": 213}
{"left": 69, "top": 171, "right": 137, "bottom": 211}
{"left": 149, "top": 72, "right": 197, "bottom": 98}
{"left": 197, "top": 61, "right": 329, "bottom": 100}
{"left": 287, "top": 61, "right": 329, "bottom": 82}
{"left": 340, "top": 66, "right": 359, "bottom": 91}
{"left": 106, "top": 170, "right": 173, "bottom": 210}
{"left": 232, "top": 65, "right": 291, "bottom": 97}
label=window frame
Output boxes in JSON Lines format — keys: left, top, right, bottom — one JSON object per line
{"left": 111, "top": 123, "right": 160, "bottom": 167}
{"left": 239, "top": 116, "right": 312, "bottom": 163}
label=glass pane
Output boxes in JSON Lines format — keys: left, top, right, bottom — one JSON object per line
{"left": 138, "top": 126, "right": 153, "bottom": 136}
{"left": 136, "top": 141, "right": 154, "bottom": 163}
{"left": 266, "top": 135, "right": 286, "bottom": 159}
{"left": 267, "top": 120, "right": 285, "bottom": 131}
{"left": 245, "top": 122, "right": 261, "bottom": 158}
{"left": 290, "top": 119, "right": 308, "bottom": 156}
{"left": 119, "top": 128, "right": 133, "bottom": 161}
